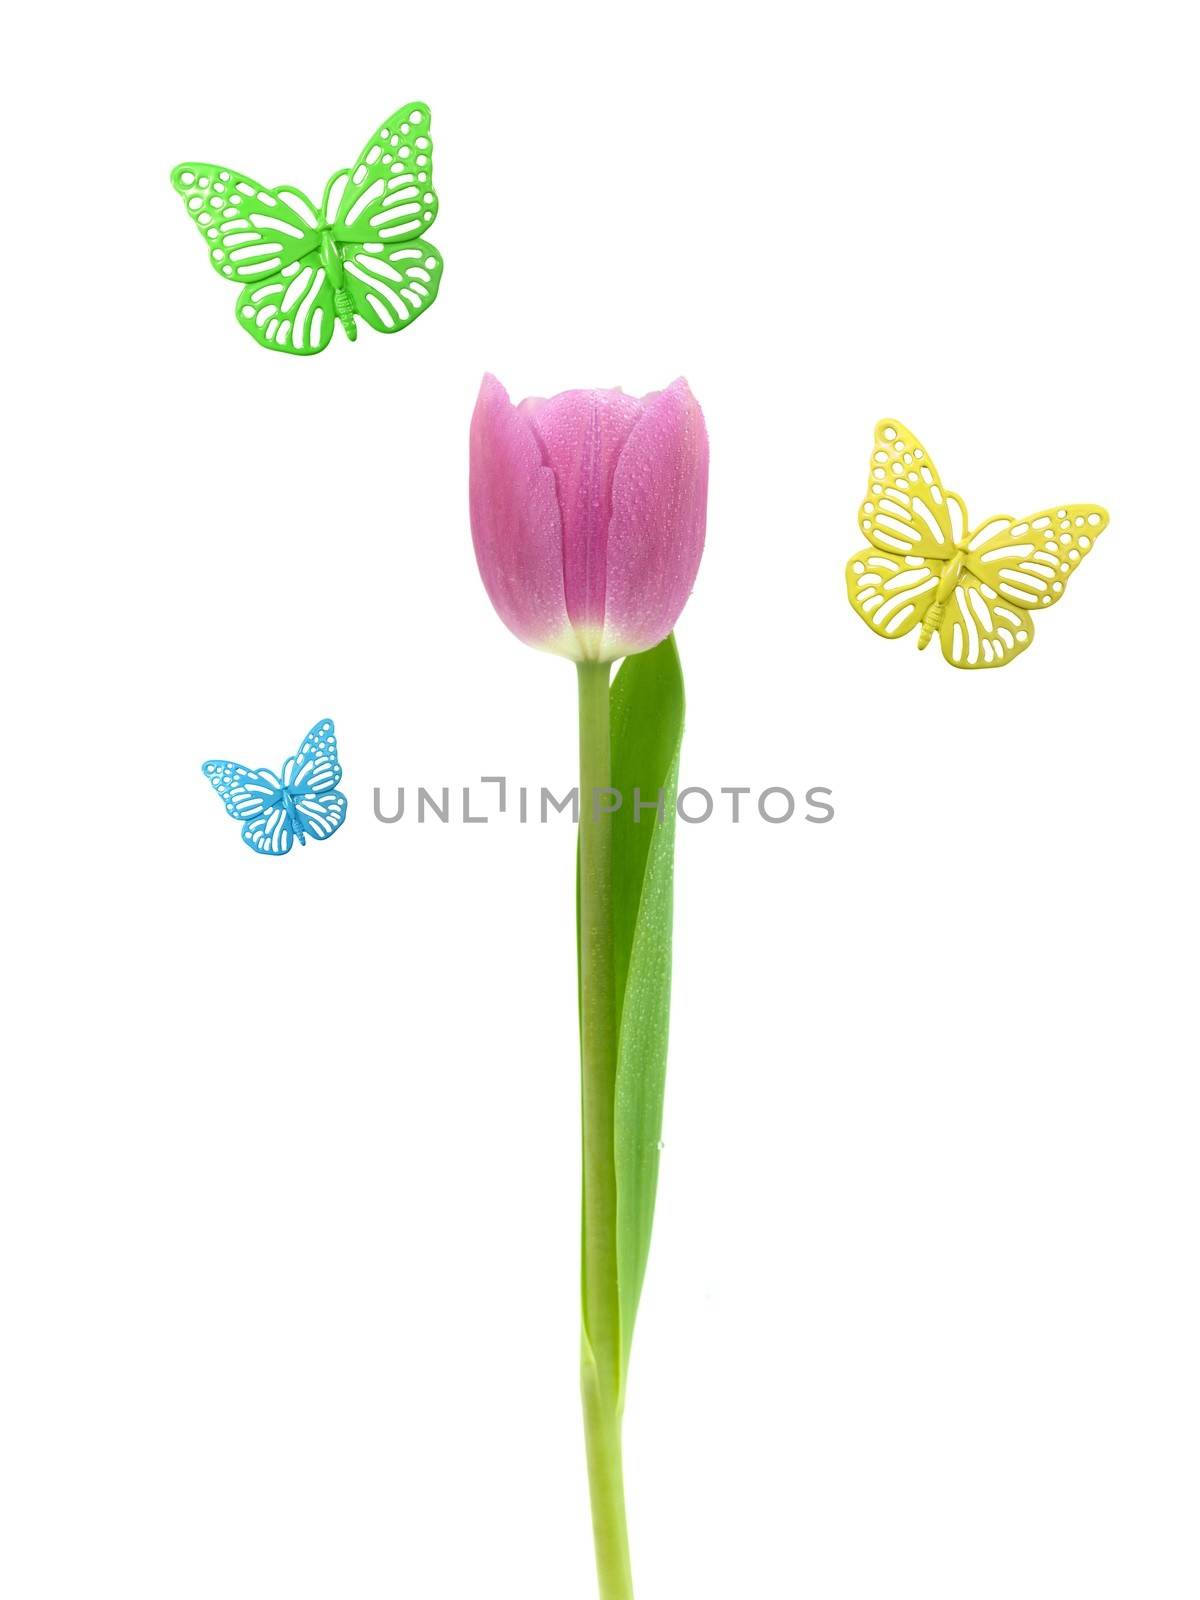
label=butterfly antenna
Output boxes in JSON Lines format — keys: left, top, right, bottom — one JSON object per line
{"left": 334, "top": 289, "right": 357, "bottom": 342}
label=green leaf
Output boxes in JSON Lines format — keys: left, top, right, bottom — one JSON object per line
{"left": 609, "top": 634, "right": 685, "bottom": 1384}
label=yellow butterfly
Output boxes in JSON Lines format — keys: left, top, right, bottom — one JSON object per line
{"left": 846, "top": 420, "right": 1108, "bottom": 669}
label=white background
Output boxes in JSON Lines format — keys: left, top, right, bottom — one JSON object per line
{"left": 2, "top": 3, "right": 1197, "bottom": 1595}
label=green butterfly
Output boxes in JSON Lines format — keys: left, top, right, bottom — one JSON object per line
{"left": 171, "top": 103, "right": 442, "bottom": 355}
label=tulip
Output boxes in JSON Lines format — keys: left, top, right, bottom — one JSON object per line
{"left": 469, "top": 374, "right": 708, "bottom": 662}
{"left": 470, "top": 375, "right": 708, "bottom": 1600}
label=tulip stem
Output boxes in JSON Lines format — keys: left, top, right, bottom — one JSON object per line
{"left": 577, "top": 659, "right": 634, "bottom": 1600}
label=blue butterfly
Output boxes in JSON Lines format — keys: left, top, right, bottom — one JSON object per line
{"left": 202, "top": 718, "right": 347, "bottom": 855}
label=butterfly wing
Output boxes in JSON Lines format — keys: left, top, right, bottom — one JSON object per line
{"left": 938, "top": 574, "right": 1035, "bottom": 669}
{"left": 283, "top": 719, "right": 342, "bottom": 792}
{"left": 846, "top": 547, "right": 945, "bottom": 640}
{"left": 241, "top": 806, "right": 296, "bottom": 855}
{"left": 203, "top": 760, "right": 278, "bottom": 821}
{"left": 293, "top": 791, "right": 348, "bottom": 844}
{"left": 234, "top": 259, "right": 336, "bottom": 355}
{"left": 964, "top": 505, "right": 1109, "bottom": 611}
{"left": 318, "top": 104, "right": 442, "bottom": 339}
{"left": 171, "top": 165, "right": 322, "bottom": 282}
{"left": 339, "top": 242, "right": 444, "bottom": 336}
{"left": 281, "top": 720, "right": 347, "bottom": 846}
{"left": 939, "top": 504, "right": 1107, "bottom": 669}
{"left": 202, "top": 761, "right": 295, "bottom": 855}
{"left": 328, "top": 103, "right": 438, "bottom": 246}
{"left": 860, "top": 419, "right": 966, "bottom": 562}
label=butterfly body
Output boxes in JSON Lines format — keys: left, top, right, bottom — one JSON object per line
{"left": 917, "top": 513, "right": 973, "bottom": 648}
{"left": 847, "top": 421, "right": 1108, "bottom": 669}
{"left": 172, "top": 104, "right": 442, "bottom": 355}
{"left": 315, "top": 224, "right": 357, "bottom": 341}
{"left": 252, "top": 772, "right": 314, "bottom": 844}
{"left": 203, "top": 720, "right": 346, "bottom": 856}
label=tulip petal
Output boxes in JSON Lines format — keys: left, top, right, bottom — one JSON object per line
{"left": 524, "top": 388, "right": 644, "bottom": 641}
{"left": 469, "top": 375, "right": 576, "bottom": 657}
{"left": 600, "top": 380, "right": 708, "bottom": 660}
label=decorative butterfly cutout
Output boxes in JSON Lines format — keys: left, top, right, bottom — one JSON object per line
{"left": 171, "top": 103, "right": 442, "bottom": 355}
{"left": 203, "top": 719, "right": 347, "bottom": 855}
{"left": 846, "top": 420, "right": 1108, "bottom": 669}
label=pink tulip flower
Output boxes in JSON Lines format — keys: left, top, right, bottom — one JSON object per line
{"left": 469, "top": 374, "right": 709, "bottom": 662}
